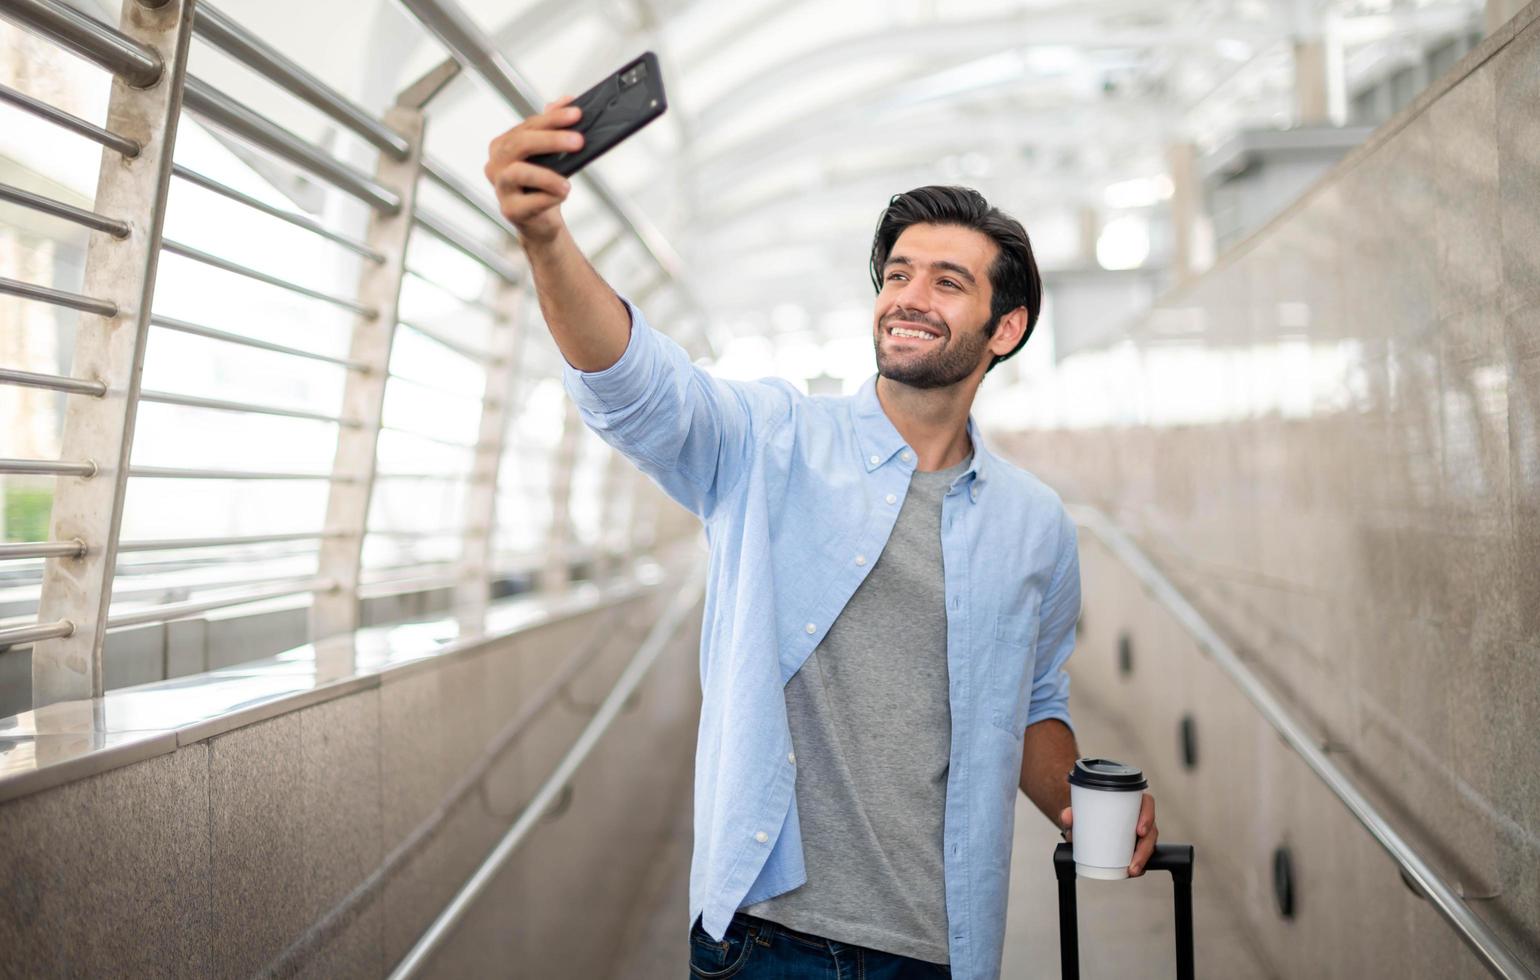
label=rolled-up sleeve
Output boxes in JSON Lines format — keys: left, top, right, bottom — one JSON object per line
{"left": 561, "top": 296, "right": 658, "bottom": 413}
{"left": 560, "top": 296, "right": 772, "bottom": 519}
{"left": 1025, "top": 510, "right": 1080, "bottom": 732}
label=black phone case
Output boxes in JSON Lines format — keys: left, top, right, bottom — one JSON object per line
{"left": 527, "top": 52, "right": 667, "bottom": 178}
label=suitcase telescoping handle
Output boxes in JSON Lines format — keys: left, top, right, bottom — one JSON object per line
{"left": 1053, "top": 841, "right": 1195, "bottom": 980}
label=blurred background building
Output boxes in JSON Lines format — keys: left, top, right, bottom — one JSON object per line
{"left": 1, "top": 0, "right": 1537, "bottom": 976}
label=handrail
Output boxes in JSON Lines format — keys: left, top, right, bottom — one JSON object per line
{"left": 386, "top": 567, "right": 705, "bottom": 978}
{"left": 160, "top": 239, "right": 380, "bottom": 318}
{"left": 104, "top": 577, "right": 334, "bottom": 629}
{"left": 171, "top": 165, "right": 386, "bottom": 264}
{"left": 0, "top": 81, "right": 140, "bottom": 156}
{"left": 0, "top": 366, "right": 107, "bottom": 397}
{"left": 0, "top": 275, "right": 118, "bottom": 317}
{"left": 0, "top": 181, "right": 130, "bottom": 237}
{"left": 181, "top": 75, "right": 402, "bottom": 214}
{"left": 191, "top": 2, "right": 410, "bottom": 161}
{"left": 397, "top": 0, "right": 691, "bottom": 297}
{"left": 150, "top": 314, "right": 368, "bottom": 370}
{"left": 0, "top": 0, "right": 162, "bottom": 87}
{"left": 0, "top": 619, "right": 74, "bottom": 649}
{"left": 1069, "top": 504, "right": 1535, "bottom": 980}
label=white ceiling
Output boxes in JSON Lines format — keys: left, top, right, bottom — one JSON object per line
{"left": 190, "top": 0, "right": 1483, "bottom": 335}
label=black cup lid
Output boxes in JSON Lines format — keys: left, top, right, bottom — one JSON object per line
{"left": 1067, "top": 757, "right": 1148, "bottom": 791}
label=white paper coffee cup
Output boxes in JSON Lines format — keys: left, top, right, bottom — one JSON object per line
{"left": 1067, "top": 758, "right": 1148, "bottom": 880}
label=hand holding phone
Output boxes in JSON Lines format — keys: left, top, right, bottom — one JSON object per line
{"left": 484, "top": 53, "right": 667, "bottom": 246}
{"left": 526, "top": 53, "right": 667, "bottom": 177}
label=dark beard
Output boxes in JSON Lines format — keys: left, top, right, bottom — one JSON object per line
{"left": 874, "top": 311, "right": 993, "bottom": 390}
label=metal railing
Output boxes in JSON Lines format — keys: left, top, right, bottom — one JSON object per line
{"left": 0, "top": 0, "right": 693, "bottom": 711}
{"left": 1070, "top": 505, "right": 1535, "bottom": 980}
{"left": 386, "top": 568, "right": 705, "bottom": 978}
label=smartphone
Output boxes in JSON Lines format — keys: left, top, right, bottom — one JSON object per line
{"left": 527, "top": 52, "right": 667, "bottom": 178}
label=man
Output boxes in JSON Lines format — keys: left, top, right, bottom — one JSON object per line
{"left": 485, "top": 97, "right": 1157, "bottom": 980}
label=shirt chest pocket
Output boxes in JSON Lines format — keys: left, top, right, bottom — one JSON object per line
{"left": 988, "top": 596, "right": 1042, "bottom": 735}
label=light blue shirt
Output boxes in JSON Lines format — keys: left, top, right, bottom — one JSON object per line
{"left": 563, "top": 300, "right": 1080, "bottom": 980}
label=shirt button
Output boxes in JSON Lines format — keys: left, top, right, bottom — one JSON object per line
{"left": 869, "top": 454, "right": 880, "bottom": 465}
{"left": 854, "top": 554, "right": 866, "bottom": 566}
{"left": 885, "top": 493, "right": 897, "bottom": 505}
{"left": 788, "top": 751, "right": 796, "bottom": 764}
{"left": 805, "top": 623, "right": 816, "bottom": 634}
{"left": 755, "top": 831, "right": 769, "bottom": 843}
{"left": 901, "top": 451, "right": 912, "bottom": 462}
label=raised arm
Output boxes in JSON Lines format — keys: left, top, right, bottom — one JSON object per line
{"left": 482, "top": 100, "right": 784, "bottom": 519}
{"left": 484, "top": 96, "right": 629, "bottom": 372}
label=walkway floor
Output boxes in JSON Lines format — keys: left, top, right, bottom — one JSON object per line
{"left": 606, "top": 692, "right": 1274, "bottom": 978}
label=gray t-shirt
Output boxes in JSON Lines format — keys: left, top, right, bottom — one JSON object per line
{"left": 741, "top": 455, "right": 971, "bottom": 965}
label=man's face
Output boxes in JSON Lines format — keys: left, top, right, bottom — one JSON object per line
{"left": 872, "top": 223, "right": 999, "bottom": 390}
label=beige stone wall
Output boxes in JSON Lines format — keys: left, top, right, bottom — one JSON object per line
{"left": 993, "top": 5, "right": 1540, "bottom": 975}
{"left": 0, "top": 585, "right": 702, "bottom": 977}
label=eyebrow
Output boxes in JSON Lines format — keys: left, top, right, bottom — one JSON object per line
{"left": 884, "top": 255, "right": 978, "bottom": 286}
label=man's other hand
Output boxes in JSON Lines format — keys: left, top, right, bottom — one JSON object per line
{"left": 484, "top": 97, "right": 583, "bottom": 246}
{"left": 1058, "top": 792, "right": 1159, "bottom": 877}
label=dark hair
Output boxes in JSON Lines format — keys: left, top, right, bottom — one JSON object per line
{"left": 868, "top": 185, "right": 1042, "bottom": 373}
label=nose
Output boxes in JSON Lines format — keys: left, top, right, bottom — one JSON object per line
{"left": 891, "top": 276, "right": 931, "bottom": 315}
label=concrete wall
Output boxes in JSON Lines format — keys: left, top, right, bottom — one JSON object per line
{"left": 0, "top": 584, "right": 702, "bottom": 978}
{"left": 994, "top": 4, "right": 1540, "bottom": 975}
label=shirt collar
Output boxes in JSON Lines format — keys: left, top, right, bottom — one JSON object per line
{"left": 851, "top": 375, "right": 993, "bottom": 496}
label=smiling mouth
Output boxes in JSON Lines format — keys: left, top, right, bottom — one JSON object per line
{"left": 886, "top": 322, "right": 943, "bottom": 342}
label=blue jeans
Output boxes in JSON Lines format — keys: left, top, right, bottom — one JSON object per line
{"left": 689, "top": 911, "right": 952, "bottom": 979}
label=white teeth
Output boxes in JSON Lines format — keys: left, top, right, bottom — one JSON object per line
{"left": 890, "top": 327, "right": 936, "bottom": 340}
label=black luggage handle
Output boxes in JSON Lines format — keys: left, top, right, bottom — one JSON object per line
{"left": 1053, "top": 842, "right": 1195, "bottom": 980}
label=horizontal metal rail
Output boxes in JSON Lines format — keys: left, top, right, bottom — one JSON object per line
{"left": 192, "top": 3, "right": 410, "bottom": 161}
{"left": 129, "top": 465, "right": 353, "bottom": 481}
{"left": 138, "top": 388, "right": 357, "bottom": 426}
{"left": 0, "top": 366, "right": 106, "bottom": 397}
{"left": 386, "top": 568, "right": 705, "bottom": 978}
{"left": 171, "top": 165, "right": 384, "bottom": 263}
{"left": 118, "top": 531, "right": 336, "bottom": 552}
{"left": 0, "top": 619, "right": 74, "bottom": 649}
{"left": 414, "top": 208, "right": 521, "bottom": 285}
{"left": 1070, "top": 505, "right": 1536, "bottom": 980}
{"left": 398, "top": 318, "right": 493, "bottom": 364}
{"left": 105, "top": 577, "right": 334, "bottom": 629}
{"left": 0, "top": 181, "right": 130, "bottom": 237}
{"left": 0, "top": 457, "right": 96, "bottom": 478}
{"left": 182, "top": 75, "right": 401, "bottom": 215}
{"left": 0, "top": 0, "right": 162, "bottom": 87}
{"left": 384, "top": 372, "right": 486, "bottom": 401}
{"left": 398, "top": 0, "right": 687, "bottom": 289}
{"left": 370, "top": 471, "right": 462, "bottom": 482}
{"left": 379, "top": 425, "right": 476, "bottom": 450}
{"left": 0, "top": 81, "right": 140, "bottom": 156}
{"left": 0, "top": 540, "right": 86, "bottom": 560}
{"left": 367, "top": 527, "right": 471, "bottom": 538}
{"left": 421, "top": 156, "right": 513, "bottom": 238}
{"left": 150, "top": 314, "right": 366, "bottom": 370}
{"left": 404, "top": 268, "right": 499, "bottom": 317}
{"left": 0, "top": 274, "right": 117, "bottom": 317}
{"left": 161, "top": 240, "right": 379, "bottom": 318}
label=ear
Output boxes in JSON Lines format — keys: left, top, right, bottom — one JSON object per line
{"left": 988, "top": 307, "right": 1030, "bottom": 358}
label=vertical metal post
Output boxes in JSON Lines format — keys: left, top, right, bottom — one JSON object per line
{"left": 456, "top": 247, "right": 524, "bottom": 631}
{"left": 310, "top": 104, "right": 425, "bottom": 639}
{"left": 539, "top": 397, "right": 580, "bottom": 592}
{"left": 31, "top": 0, "right": 194, "bottom": 707}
